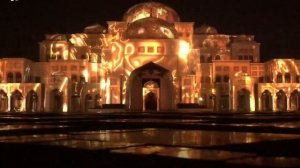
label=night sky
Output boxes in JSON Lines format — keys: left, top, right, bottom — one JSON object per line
{"left": 1, "top": 0, "right": 300, "bottom": 62}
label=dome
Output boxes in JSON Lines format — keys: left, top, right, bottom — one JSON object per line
{"left": 124, "top": 17, "right": 178, "bottom": 39}
{"left": 45, "top": 34, "right": 67, "bottom": 41}
{"left": 195, "top": 24, "right": 218, "bottom": 34}
{"left": 123, "top": 2, "right": 180, "bottom": 24}
{"left": 84, "top": 24, "right": 106, "bottom": 34}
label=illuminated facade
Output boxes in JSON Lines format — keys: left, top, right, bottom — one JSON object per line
{"left": 0, "top": 2, "right": 300, "bottom": 112}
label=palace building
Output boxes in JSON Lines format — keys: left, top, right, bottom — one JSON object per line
{"left": 0, "top": 2, "right": 299, "bottom": 112}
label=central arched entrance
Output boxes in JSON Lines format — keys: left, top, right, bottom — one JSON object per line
{"left": 127, "top": 62, "right": 174, "bottom": 111}
{"left": 143, "top": 80, "right": 159, "bottom": 111}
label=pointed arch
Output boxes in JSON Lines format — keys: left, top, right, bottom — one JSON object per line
{"left": 215, "top": 55, "right": 221, "bottom": 60}
{"left": 15, "top": 72, "right": 22, "bottom": 83}
{"left": 127, "top": 62, "right": 173, "bottom": 111}
{"left": 26, "top": 90, "right": 38, "bottom": 112}
{"left": 261, "top": 90, "right": 272, "bottom": 112}
{"left": 290, "top": 90, "right": 300, "bottom": 111}
{"left": 0, "top": 90, "right": 8, "bottom": 112}
{"left": 276, "top": 90, "right": 287, "bottom": 111}
{"left": 11, "top": 90, "right": 23, "bottom": 112}
{"left": 7, "top": 72, "right": 13, "bottom": 83}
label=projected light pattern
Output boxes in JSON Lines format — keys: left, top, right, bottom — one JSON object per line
{"left": 0, "top": 1, "right": 299, "bottom": 113}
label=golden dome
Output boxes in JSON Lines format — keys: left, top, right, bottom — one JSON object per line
{"left": 123, "top": 2, "right": 180, "bottom": 24}
{"left": 195, "top": 24, "right": 218, "bottom": 34}
{"left": 124, "top": 17, "right": 178, "bottom": 39}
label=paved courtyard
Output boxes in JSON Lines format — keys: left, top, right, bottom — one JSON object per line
{"left": 0, "top": 111, "right": 300, "bottom": 167}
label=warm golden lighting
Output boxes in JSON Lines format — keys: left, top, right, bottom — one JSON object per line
{"left": 178, "top": 40, "right": 190, "bottom": 63}
{"left": 33, "top": 83, "right": 40, "bottom": 92}
{"left": 63, "top": 103, "right": 68, "bottom": 113}
{"left": 133, "top": 10, "right": 150, "bottom": 23}
{"left": 106, "top": 78, "right": 111, "bottom": 104}
{"left": 69, "top": 34, "right": 87, "bottom": 46}
{"left": 1, "top": 1, "right": 299, "bottom": 113}
{"left": 59, "top": 77, "right": 68, "bottom": 92}
{"left": 100, "top": 79, "right": 106, "bottom": 90}
{"left": 82, "top": 69, "right": 89, "bottom": 82}
{"left": 91, "top": 63, "right": 98, "bottom": 72}
{"left": 250, "top": 94, "right": 255, "bottom": 112}
{"left": 211, "top": 88, "right": 216, "bottom": 94}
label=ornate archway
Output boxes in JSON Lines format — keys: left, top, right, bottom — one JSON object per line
{"left": 261, "top": 90, "right": 272, "bottom": 112}
{"left": 276, "top": 90, "right": 287, "bottom": 111}
{"left": 290, "top": 90, "right": 300, "bottom": 111}
{"left": 127, "top": 62, "right": 174, "bottom": 111}
{"left": 11, "top": 90, "right": 23, "bottom": 112}
{"left": 0, "top": 90, "right": 8, "bottom": 112}
{"left": 143, "top": 80, "right": 159, "bottom": 111}
{"left": 26, "top": 90, "right": 38, "bottom": 112}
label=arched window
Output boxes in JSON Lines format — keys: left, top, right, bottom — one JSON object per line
{"left": 7, "top": 72, "right": 13, "bottom": 83}
{"left": 26, "top": 90, "right": 38, "bottom": 112}
{"left": 0, "top": 90, "right": 8, "bottom": 112}
{"left": 215, "top": 55, "right": 221, "bottom": 60}
{"left": 11, "top": 90, "right": 23, "bottom": 112}
{"left": 277, "top": 73, "right": 283, "bottom": 83}
{"left": 285, "top": 73, "right": 291, "bottom": 83}
{"left": 15, "top": 72, "right": 22, "bottom": 83}
{"left": 261, "top": 90, "right": 272, "bottom": 112}
{"left": 276, "top": 90, "right": 287, "bottom": 111}
{"left": 145, "top": 92, "right": 157, "bottom": 111}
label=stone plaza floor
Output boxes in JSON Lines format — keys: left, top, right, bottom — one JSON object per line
{"left": 0, "top": 111, "right": 300, "bottom": 167}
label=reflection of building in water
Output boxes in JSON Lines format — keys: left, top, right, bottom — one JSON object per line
{"left": 0, "top": 2, "right": 300, "bottom": 112}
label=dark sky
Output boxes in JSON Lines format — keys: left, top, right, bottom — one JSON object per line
{"left": 1, "top": 0, "right": 300, "bottom": 62}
